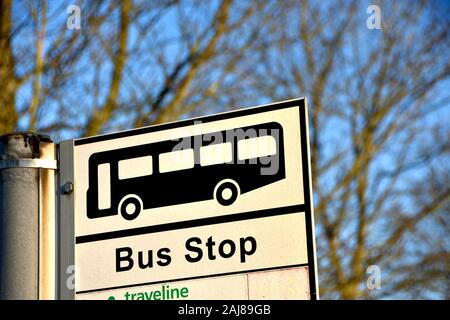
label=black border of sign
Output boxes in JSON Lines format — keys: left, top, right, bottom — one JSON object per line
{"left": 74, "top": 98, "right": 319, "bottom": 300}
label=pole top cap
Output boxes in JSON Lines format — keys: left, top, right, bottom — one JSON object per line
{"left": 0, "top": 132, "right": 53, "bottom": 160}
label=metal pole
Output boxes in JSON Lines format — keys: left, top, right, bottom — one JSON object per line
{"left": 0, "top": 133, "right": 57, "bottom": 300}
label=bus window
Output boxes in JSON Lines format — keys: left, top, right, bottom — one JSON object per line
{"left": 238, "top": 136, "right": 277, "bottom": 160}
{"left": 159, "top": 149, "right": 194, "bottom": 173}
{"left": 200, "top": 142, "right": 232, "bottom": 167}
{"left": 98, "top": 163, "right": 111, "bottom": 210}
{"left": 118, "top": 156, "right": 153, "bottom": 180}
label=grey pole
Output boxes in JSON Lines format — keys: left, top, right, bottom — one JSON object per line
{"left": 0, "top": 133, "right": 57, "bottom": 300}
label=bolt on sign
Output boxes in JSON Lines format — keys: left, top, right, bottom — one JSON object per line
{"left": 58, "top": 98, "right": 319, "bottom": 300}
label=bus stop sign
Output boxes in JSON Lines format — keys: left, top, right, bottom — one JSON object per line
{"left": 60, "top": 98, "right": 319, "bottom": 300}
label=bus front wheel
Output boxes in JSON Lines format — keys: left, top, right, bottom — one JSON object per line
{"left": 214, "top": 180, "right": 240, "bottom": 206}
{"left": 119, "top": 195, "right": 143, "bottom": 220}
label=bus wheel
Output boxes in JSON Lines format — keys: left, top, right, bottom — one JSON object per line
{"left": 214, "top": 180, "right": 240, "bottom": 206}
{"left": 119, "top": 195, "right": 142, "bottom": 220}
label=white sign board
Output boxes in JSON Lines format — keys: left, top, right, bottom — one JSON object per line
{"left": 60, "top": 98, "right": 318, "bottom": 300}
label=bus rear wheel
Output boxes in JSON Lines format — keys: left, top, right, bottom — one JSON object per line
{"left": 215, "top": 180, "right": 240, "bottom": 206}
{"left": 119, "top": 195, "right": 142, "bottom": 220}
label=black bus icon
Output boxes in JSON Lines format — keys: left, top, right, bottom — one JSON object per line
{"left": 86, "top": 122, "right": 285, "bottom": 220}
